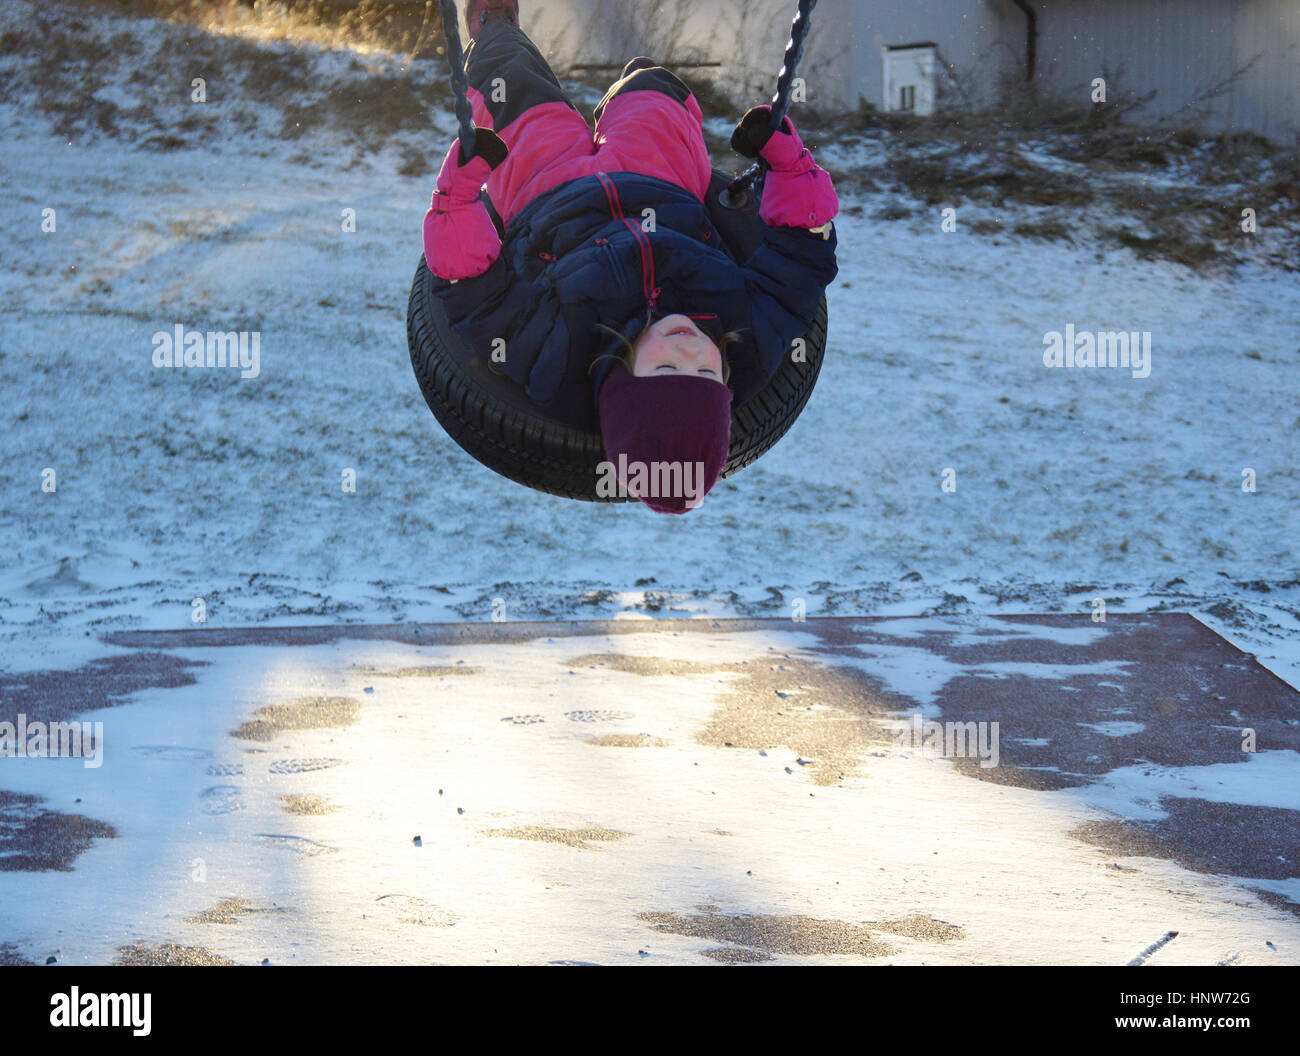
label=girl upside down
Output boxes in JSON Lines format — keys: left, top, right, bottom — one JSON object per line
{"left": 423, "top": 0, "right": 839, "bottom": 514}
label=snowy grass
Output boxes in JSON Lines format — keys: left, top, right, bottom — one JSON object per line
{"left": 0, "top": 0, "right": 1297, "bottom": 689}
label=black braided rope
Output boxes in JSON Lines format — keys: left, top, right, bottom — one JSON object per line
{"left": 440, "top": 0, "right": 477, "bottom": 159}
{"left": 724, "top": 0, "right": 818, "bottom": 204}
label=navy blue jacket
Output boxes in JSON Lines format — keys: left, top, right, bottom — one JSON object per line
{"left": 428, "top": 170, "right": 838, "bottom": 431}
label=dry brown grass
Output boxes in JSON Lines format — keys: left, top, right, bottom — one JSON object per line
{"left": 0, "top": 1, "right": 451, "bottom": 154}
{"left": 61, "top": 0, "right": 447, "bottom": 59}
{"left": 883, "top": 149, "right": 1095, "bottom": 209}
{"left": 835, "top": 81, "right": 1299, "bottom": 271}
{"left": 1011, "top": 218, "right": 1073, "bottom": 242}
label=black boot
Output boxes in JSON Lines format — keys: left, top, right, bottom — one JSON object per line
{"left": 465, "top": 0, "right": 520, "bottom": 38}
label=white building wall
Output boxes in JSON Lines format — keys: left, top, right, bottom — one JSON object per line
{"left": 848, "top": 0, "right": 1025, "bottom": 112}
{"left": 1032, "top": 0, "right": 1299, "bottom": 141}
{"left": 516, "top": 0, "right": 1298, "bottom": 139}
{"left": 518, "top": 0, "right": 1013, "bottom": 113}
{"left": 1216, "top": 0, "right": 1298, "bottom": 140}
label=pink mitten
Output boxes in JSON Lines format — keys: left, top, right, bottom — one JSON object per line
{"left": 731, "top": 107, "right": 839, "bottom": 230}
{"left": 422, "top": 128, "right": 508, "bottom": 281}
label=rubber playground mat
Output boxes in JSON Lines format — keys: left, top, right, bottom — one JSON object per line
{"left": 1, "top": 613, "right": 1297, "bottom": 965}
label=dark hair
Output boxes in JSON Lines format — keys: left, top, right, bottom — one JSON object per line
{"left": 588, "top": 321, "right": 745, "bottom": 384}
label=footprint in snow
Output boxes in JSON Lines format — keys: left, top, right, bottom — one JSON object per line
{"left": 372, "top": 895, "right": 456, "bottom": 927}
{"left": 565, "top": 710, "right": 634, "bottom": 723}
{"left": 254, "top": 833, "right": 339, "bottom": 856}
{"left": 198, "top": 785, "right": 243, "bottom": 815}
{"left": 132, "top": 745, "right": 212, "bottom": 760}
{"left": 268, "top": 757, "right": 345, "bottom": 774}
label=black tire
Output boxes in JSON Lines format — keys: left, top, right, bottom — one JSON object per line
{"left": 406, "top": 169, "right": 828, "bottom": 502}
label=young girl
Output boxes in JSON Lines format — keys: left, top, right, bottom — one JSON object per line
{"left": 423, "top": 0, "right": 838, "bottom": 514}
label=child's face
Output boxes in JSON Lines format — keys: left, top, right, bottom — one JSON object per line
{"left": 632, "top": 314, "right": 725, "bottom": 383}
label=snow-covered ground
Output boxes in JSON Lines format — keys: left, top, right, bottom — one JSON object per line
{"left": 0, "top": 0, "right": 1297, "bottom": 690}
{"left": 3, "top": 617, "right": 1297, "bottom": 966}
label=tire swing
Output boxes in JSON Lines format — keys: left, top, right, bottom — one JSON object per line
{"left": 406, "top": 0, "right": 825, "bottom": 502}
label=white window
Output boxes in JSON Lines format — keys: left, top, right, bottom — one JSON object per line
{"left": 883, "top": 43, "right": 937, "bottom": 116}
